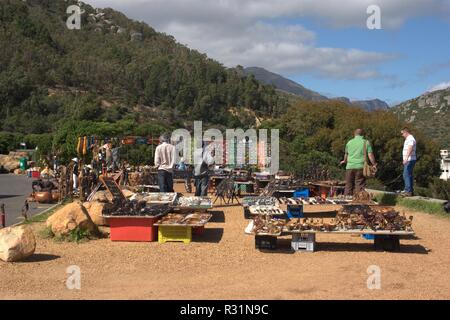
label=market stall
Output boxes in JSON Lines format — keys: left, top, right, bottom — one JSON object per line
{"left": 243, "top": 195, "right": 415, "bottom": 252}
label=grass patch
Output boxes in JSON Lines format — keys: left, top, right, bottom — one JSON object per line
{"left": 38, "top": 226, "right": 55, "bottom": 239}
{"left": 374, "top": 193, "right": 448, "bottom": 217}
{"left": 397, "top": 198, "right": 447, "bottom": 217}
{"left": 41, "top": 226, "right": 98, "bottom": 244}
{"left": 22, "top": 198, "right": 72, "bottom": 225}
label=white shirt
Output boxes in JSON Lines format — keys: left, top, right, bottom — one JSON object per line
{"left": 403, "top": 135, "right": 417, "bottom": 162}
{"left": 154, "top": 142, "right": 175, "bottom": 172}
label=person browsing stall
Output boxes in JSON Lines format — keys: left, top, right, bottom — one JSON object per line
{"left": 340, "top": 129, "right": 377, "bottom": 196}
{"left": 154, "top": 133, "right": 175, "bottom": 192}
{"left": 193, "top": 140, "right": 215, "bottom": 196}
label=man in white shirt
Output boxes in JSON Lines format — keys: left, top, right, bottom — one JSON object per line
{"left": 154, "top": 134, "right": 175, "bottom": 192}
{"left": 401, "top": 127, "right": 417, "bottom": 197}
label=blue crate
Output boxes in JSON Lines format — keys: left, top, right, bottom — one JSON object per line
{"left": 287, "top": 204, "right": 304, "bottom": 219}
{"left": 362, "top": 234, "right": 375, "bottom": 240}
{"left": 294, "top": 188, "right": 309, "bottom": 198}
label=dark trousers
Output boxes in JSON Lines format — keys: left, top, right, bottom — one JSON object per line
{"left": 345, "top": 169, "right": 366, "bottom": 196}
{"left": 403, "top": 160, "right": 416, "bottom": 193}
{"left": 158, "top": 170, "right": 174, "bottom": 193}
{"left": 194, "top": 175, "right": 209, "bottom": 196}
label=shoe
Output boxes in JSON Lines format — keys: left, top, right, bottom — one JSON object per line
{"left": 400, "top": 191, "right": 413, "bottom": 197}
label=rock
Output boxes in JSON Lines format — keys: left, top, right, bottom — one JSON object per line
{"left": 83, "top": 201, "right": 110, "bottom": 226}
{"left": 46, "top": 202, "right": 98, "bottom": 237}
{"left": 0, "top": 155, "right": 20, "bottom": 172}
{"left": 0, "top": 225, "right": 36, "bottom": 262}
{"left": 91, "top": 190, "right": 112, "bottom": 203}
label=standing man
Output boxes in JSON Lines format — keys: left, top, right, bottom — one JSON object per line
{"left": 401, "top": 127, "right": 417, "bottom": 197}
{"left": 154, "top": 133, "right": 175, "bottom": 192}
{"left": 72, "top": 158, "right": 79, "bottom": 193}
{"left": 193, "top": 140, "right": 215, "bottom": 196}
{"left": 340, "top": 129, "right": 377, "bottom": 196}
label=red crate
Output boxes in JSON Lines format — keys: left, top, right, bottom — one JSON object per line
{"left": 108, "top": 216, "right": 159, "bottom": 242}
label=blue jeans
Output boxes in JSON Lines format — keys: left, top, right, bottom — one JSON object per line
{"left": 158, "top": 170, "right": 174, "bottom": 193}
{"left": 403, "top": 160, "right": 416, "bottom": 193}
{"left": 194, "top": 175, "right": 209, "bottom": 196}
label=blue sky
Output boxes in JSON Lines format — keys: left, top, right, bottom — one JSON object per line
{"left": 87, "top": 0, "right": 450, "bottom": 105}
{"left": 289, "top": 17, "right": 450, "bottom": 105}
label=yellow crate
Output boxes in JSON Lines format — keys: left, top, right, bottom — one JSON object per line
{"left": 158, "top": 226, "right": 192, "bottom": 244}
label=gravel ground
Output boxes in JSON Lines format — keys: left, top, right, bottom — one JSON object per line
{"left": 1, "top": 185, "right": 449, "bottom": 300}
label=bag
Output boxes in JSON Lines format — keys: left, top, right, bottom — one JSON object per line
{"left": 363, "top": 140, "right": 377, "bottom": 178}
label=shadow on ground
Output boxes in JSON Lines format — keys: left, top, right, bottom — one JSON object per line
{"left": 20, "top": 253, "right": 61, "bottom": 263}
{"left": 209, "top": 210, "right": 225, "bottom": 223}
{"left": 193, "top": 228, "right": 224, "bottom": 243}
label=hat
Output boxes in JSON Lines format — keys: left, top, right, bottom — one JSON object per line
{"left": 72, "top": 158, "right": 78, "bottom": 162}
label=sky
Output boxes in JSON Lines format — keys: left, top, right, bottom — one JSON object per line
{"left": 85, "top": 0, "right": 450, "bottom": 106}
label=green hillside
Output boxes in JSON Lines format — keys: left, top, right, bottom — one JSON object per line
{"left": 0, "top": 0, "right": 288, "bottom": 148}
{"left": 392, "top": 88, "right": 450, "bottom": 149}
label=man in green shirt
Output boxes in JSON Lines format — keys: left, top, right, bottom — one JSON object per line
{"left": 340, "top": 129, "right": 377, "bottom": 196}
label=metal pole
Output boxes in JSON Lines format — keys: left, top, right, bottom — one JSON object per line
{"left": 1, "top": 203, "right": 6, "bottom": 228}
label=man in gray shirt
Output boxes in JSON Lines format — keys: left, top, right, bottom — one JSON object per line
{"left": 154, "top": 133, "right": 175, "bottom": 192}
{"left": 193, "top": 141, "right": 215, "bottom": 196}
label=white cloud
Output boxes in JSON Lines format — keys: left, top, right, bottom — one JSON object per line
{"left": 427, "top": 81, "right": 450, "bottom": 92}
{"left": 83, "top": 0, "right": 449, "bottom": 79}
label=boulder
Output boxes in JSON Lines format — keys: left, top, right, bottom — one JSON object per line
{"left": 0, "top": 225, "right": 36, "bottom": 262}
{"left": 46, "top": 202, "right": 98, "bottom": 237}
{"left": 0, "top": 155, "right": 20, "bottom": 172}
{"left": 83, "top": 201, "right": 110, "bottom": 226}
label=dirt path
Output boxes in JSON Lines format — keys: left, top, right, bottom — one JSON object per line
{"left": 1, "top": 187, "right": 449, "bottom": 300}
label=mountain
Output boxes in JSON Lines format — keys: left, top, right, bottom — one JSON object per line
{"left": 392, "top": 88, "right": 450, "bottom": 148}
{"left": 352, "top": 99, "right": 389, "bottom": 111}
{"left": 242, "top": 67, "right": 328, "bottom": 101}
{"left": 243, "top": 67, "right": 389, "bottom": 111}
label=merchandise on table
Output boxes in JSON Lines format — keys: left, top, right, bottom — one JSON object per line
{"left": 130, "top": 192, "right": 177, "bottom": 204}
{"left": 248, "top": 205, "right": 284, "bottom": 215}
{"left": 157, "top": 213, "right": 212, "bottom": 226}
{"left": 176, "top": 196, "right": 212, "bottom": 208}
{"left": 337, "top": 205, "right": 414, "bottom": 232}
{"left": 277, "top": 197, "right": 353, "bottom": 205}
{"left": 242, "top": 196, "right": 278, "bottom": 207}
{"left": 105, "top": 201, "right": 171, "bottom": 217}
{"left": 252, "top": 215, "right": 285, "bottom": 236}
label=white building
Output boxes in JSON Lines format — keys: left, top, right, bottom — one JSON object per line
{"left": 440, "top": 150, "right": 450, "bottom": 181}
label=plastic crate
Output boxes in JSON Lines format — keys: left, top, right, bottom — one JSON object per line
{"left": 362, "top": 234, "right": 375, "bottom": 240}
{"left": 294, "top": 188, "right": 309, "bottom": 198}
{"left": 109, "top": 216, "right": 158, "bottom": 242}
{"left": 255, "top": 235, "right": 277, "bottom": 250}
{"left": 287, "top": 204, "right": 304, "bottom": 219}
{"left": 291, "top": 233, "right": 316, "bottom": 252}
{"left": 158, "top": 226, "right": 192, "bottom": 244}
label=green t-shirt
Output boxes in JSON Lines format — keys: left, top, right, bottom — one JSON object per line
{"left": 345, "top": 136, "right": 373, "bottom": 170}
